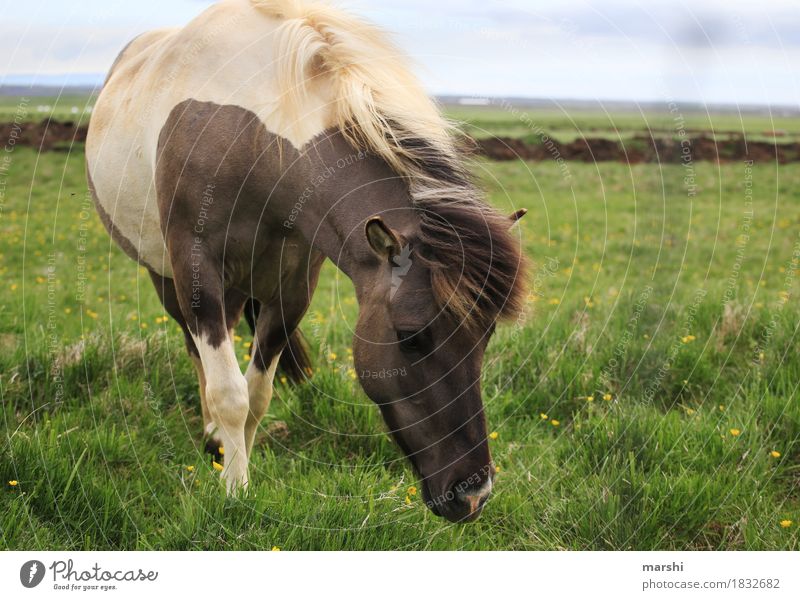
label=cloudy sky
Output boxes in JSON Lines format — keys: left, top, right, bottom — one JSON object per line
{"left": 1, "top": 0, "right": 798, "bottom": 106}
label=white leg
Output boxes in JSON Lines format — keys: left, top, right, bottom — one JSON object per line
{"left": 244, "top": 353, "right": 280, "bottom": 457}
{"left": 190, "top": 355, "right": 217, "bottom": 440}
{"left": 192, "top": 333, "right": 250, "bottom": 493}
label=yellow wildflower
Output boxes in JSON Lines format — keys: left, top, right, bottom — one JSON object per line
{"left": 770, "top": 451, "right": 781, "bottom": 458}
{"left": 603, "top": 393, "right": 612, "bottom": 401}
{"left": 494, "top": 465, "right": 501, "bottom": 473}
{"left": 234, "top": 335, "right": 242, "bottom": 342}
{"left": 218, "top": 446, "right": 225, "bottom": 456}
{"left": 8, "top": 480, "right": 18, "bottom": 486}
{"left": 540, "top": 413, "right": 548, "bottom": 420}
{"left": 280, "top": 376, "right": 288, "bottom": 385}
{"left": 212, "top": 461, "right": 223, "bottom": 472}
{"left": 488, "top": 431, "right": 499, "bottom": 440}
{"left": 407, "top": 486, "right": 417, "bottom": 496}
{"left": 404, "top": 495, "right": 411, "bottom": 505}
{"left": 551, "top": 419, "right": 560, "bottom": 427}
{"left": 328, "top": 352, "right": 337, "bottom": 361}
{"left": 272, "top": 546, "right": 281, "bottom": 551}
{"left": 729, "top": 428, "right": 741, "bottom": 436}
{"left": 586, "top": 395, "right": 594, "bottom": 402}
{"left": 780, "top": 520, "right": 792, "bottom": 528}
{"left": 186, "top": 465, "right": 195, "bottom": 472}
{"left": 244, "top": 354, "right": 251, "bottom": 361}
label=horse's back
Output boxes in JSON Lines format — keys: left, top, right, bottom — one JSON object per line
{"left": 86, "top": 0, "right": 332, "bottom": 277}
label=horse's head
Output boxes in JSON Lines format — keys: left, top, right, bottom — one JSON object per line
{"left": 351, "top": 204, "right": 527, "bottom": 523}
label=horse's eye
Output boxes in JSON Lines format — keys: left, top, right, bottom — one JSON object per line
{"left": 396, "top": 329, "right": 423, "bottom": 352}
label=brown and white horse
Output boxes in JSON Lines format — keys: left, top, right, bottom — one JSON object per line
{"left": 86, "top": 0, "right": 527, "bottom": 522}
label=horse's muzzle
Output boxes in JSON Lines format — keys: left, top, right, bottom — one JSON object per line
{"left": 424, "top": 475, "right": 493, "bottom": 523}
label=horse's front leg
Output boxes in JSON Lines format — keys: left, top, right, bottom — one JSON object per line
{"left": 147, "top": 271, "right": 222, "bottom": 460}
{"left": 241, "top": 278, "right": 319, "bottom": 457}
{"left": 244, "top": 353, "right": 280, "bottom": 458}
{"left": 193, "top": 330, "right": 250, "bottom": 492}
{"left": 170, "top": 255, "right": 250, "bottom": 492}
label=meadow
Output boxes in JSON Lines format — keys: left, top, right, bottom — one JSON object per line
{"left": 447, "top": 104, "right": 800, "bottom": 145}
{"left": 0, "top": 106, "right": 799, "bottom": 550}
{"left": 0, "top": 94, "right": 95, "bottom": 125}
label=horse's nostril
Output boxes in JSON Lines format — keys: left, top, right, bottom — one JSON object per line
{"left": 454, "top": 478, "right": 492, "bottom": 515}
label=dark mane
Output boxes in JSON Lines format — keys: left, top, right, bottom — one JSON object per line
{"left": 392, "top": 127, "right": 529, "bottom": 329}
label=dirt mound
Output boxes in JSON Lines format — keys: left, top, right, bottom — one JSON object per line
{"left": 0, "top": 118, "right": 87, "bottom": 151}
{"left": 475, "top": 134, "right": 799, "bottom": 164}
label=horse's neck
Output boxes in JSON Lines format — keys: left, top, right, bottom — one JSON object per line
{"left": 289, "top": 133, "right": 414, "bottom": 282}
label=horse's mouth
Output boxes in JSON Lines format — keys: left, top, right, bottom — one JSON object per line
{"left": 420, "top": 472, "right": 493, "bottom": 522}
{"left": 421, "top": 482, "right": 443, "bottom": 517}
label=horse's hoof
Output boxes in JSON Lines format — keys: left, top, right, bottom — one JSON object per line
{"left": 204, "top": 437, "right": 224, "bottom": 464}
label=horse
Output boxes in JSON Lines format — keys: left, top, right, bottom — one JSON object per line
{"left": 86, "top": 0, "right": 528, "bottom": 523}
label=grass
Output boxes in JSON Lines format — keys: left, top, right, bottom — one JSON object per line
{"left": 1, "top": 135, "right": 799, "bottom": 549}
{"left": 3, "top": 93, "right": 800, "bottom": 143}
{"left": 0, "top": 94, "right": 96, "bottom": 125}
{"left": 446, "top": 105, "right": 800, "bottom": 144}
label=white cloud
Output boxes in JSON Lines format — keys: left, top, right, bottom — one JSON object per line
{"left": 1, "top": 0, "right": 798, "bottom": 105}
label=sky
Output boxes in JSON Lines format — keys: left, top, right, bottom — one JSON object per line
{"left": 1, "top": 0, "right": 798, "bottom": 106}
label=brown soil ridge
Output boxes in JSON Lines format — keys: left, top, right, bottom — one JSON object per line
{"left": 474, "top": 134, "right": 799, "bottom": 164}
{"left": 2, "top": 118, "right": 798, "bottom": 163}
{"left": 1, "top": 118, "right": 88, "bottom": 151}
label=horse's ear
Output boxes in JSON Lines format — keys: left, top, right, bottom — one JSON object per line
{"left": 508, "top": 208, "right": 527, "bottom": 227}
{"left": 365, "top": 216, "right": 401, "bottom": 259}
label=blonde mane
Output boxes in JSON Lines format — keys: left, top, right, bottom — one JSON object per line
{"left": 253, "top": 0, "right": 527, "bottom": 325}
{"left": 252, "top": 0, "right": 456, "bottom": 176}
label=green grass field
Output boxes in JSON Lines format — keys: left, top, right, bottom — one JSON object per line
{"left": 1, "top": 123, "right": 799, "bottom": 549}
{"left": 4, "top": 93, "right": 800, "bottom": 143}
{"left": 0, "top": 94, "right": 95, "bottom": 125}
{"left": 446, "top": 105, "right": 800, "bottom": 144}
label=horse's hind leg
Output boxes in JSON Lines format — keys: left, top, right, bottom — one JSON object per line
{"left": 148, "top": 271, "right": 223, "bottom": 461}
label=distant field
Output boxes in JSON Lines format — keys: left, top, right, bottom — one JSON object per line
{"left": 446, "top": 105, "right": 800, "bottom": 145}
{"left": 1, "top": 138, "right": 798, "bottom": 549}
{"left": 3, "top": 93, "right": 800, "bottom": 146}
{"left": 0, "top": 94, "right": 95, "bottom": 125}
